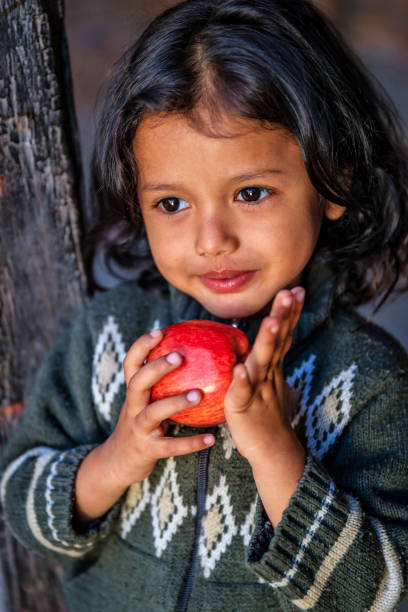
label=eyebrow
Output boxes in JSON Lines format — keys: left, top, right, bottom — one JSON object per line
{"left": 141, "top": 168, "right": 286, "bottom": 192}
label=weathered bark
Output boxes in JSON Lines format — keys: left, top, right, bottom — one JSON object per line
{"left": 0, "top": 0, "right": 87, "bottom": 610}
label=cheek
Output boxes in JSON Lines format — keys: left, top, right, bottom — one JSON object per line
{"left": 148, "top": 230, "right": 186, "bottom": 278}
{"left": 143, "top": 221, "right": 167, "bottom": 269}
{"left": 259, "top": 207, "right": 322, "bottom": 259}
{"left": 288, "top": 215, "right": 320, "bottom": 245}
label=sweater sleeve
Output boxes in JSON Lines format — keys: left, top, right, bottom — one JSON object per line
{"left": 246, "top": 369, "right": 408, "bottom": 611}
{"left": 0, "top": 305, "right": 123, "bottom": 560}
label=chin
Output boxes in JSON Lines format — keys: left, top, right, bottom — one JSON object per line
{"left": 202, "top": 299, "right": 264, "bottom": 321}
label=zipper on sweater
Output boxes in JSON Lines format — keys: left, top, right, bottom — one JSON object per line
{"left": 176, "top": 427, "right": 218, "bottom": 612}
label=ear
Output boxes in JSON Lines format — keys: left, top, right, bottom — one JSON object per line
{"left": 324, "top": 200, "right": 346, "bottom": 221}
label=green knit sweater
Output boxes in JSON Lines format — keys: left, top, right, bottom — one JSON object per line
{"left": 1, "top": 263, "right": 408, "bottom": 611}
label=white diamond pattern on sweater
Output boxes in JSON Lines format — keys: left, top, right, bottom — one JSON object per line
{"left": 199, "top": 474, "right": 238, "bottom": 578}
{"left": 92, "top": 315, "right": 126, "bottom": 422}
{"left": 150, "top": 458, "right": 188, "bottom": 557}
{"left": 240, "top": 497, "right": 258, "bottom": 546}
{"left": 304, "top": 363, "right": 357, "bottom": 459}
{"left": 120, "top": 479, "right": 151, "bottom": 539}
{"left": 288, "top": 356, "right": 358, "bottom": 459}
{"left": 288, "top": 353, "right": 316, "bottom": 428}
{"left": 219, "top": 424, "right": 236, "bottom": 460}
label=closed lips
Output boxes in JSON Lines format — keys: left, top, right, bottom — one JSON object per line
{"left": 197, "top": 270, "right": 257, "bottom": 294}
{"left": 199, "top": 270, "right": 253, "bottom": 278}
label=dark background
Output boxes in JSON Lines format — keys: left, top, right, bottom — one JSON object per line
{"left": 65, "top": 0, "right": 408, "bottom": 351}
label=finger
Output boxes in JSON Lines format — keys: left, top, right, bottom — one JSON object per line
{"left": 268, "top": 290, "right": 297, "bottom": 370}
{"left": 136, "top": 389, "right": 202, "bottom": 428}
{"left": 270, "top": 290, "right": 293, "bottom": 337}
{"left": 155, "top": 433, "right": 215, "bottom": 458}
{"left": 123, "top": 329, "right": 163, "bottom": 386}
{"left": 244, "top": 315, "right": 280, "bottom": 384}
{"left": 127, "top": 351, "right": 183, "bottom": 408}
{"left": 290, "top": 286, "right": 305, "bottom": 327}
{"left": 276, "top": 287, "right": 305, "bottom": 367}
{"left": 224, "top": 364, "right": 253, "bottom": 414}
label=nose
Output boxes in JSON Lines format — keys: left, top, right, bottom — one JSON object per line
{"left": 195, "top": 212, "right": 239, "bottom": 257}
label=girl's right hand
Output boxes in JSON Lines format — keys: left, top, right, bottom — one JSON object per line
{"left": 103, "top": 330, "right": 215, "bottom": 489}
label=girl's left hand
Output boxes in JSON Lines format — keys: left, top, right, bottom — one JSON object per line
{"left": 224, "top": 286, "right": 305, "bottom": 466}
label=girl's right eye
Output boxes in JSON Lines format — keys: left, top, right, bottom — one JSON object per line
{"left": 155, "top": 197, "right": 189, "bottom": 214}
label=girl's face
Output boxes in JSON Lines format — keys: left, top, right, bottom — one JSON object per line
{"left": 134, "top": 112, "right": 343, "bottom": 319}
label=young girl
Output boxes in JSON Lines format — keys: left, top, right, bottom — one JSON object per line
{"left": 2, "top": 0, "right": 408, "bottom": 610}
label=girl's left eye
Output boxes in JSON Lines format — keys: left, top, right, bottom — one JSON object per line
{"left": 236, "top": 187, "right": 272, "bottom": 203}
{"left": 156, "top": 197, "right": 189, "bottom": 213}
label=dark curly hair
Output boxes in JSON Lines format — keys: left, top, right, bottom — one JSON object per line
{"left": 88, "top": 0, "right": 408, "bottom": 310}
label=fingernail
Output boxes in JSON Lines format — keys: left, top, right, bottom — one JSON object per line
{"left": 269, "top": 321, "right": 279, "bottom": 334}
{"left": 187, "top": 390, "right": 201, "bottom": 403}
{"left": 294, "top": 288, "right": 305, "bottom": 302}
{"left": 204, "top": 435, "right": 215, "bottom": 445}
{"left": 282, "top": 295, "right": 292, "bottom": 307}
{"left": 150, "top": 329, "right": 162, "bottom": 338}
{"left": 166, "top": 352, "right": 181, "bottom": 365}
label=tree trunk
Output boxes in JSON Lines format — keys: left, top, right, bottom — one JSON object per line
{"left": 0, "top": 0, "right": 87, "bottom": 609}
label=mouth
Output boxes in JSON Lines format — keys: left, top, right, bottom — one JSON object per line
{"left": 197, "top": 269, "right": 257, "bottom": 293}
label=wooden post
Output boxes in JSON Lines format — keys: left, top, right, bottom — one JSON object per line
{"left": 0, "top": 0, "right": 87, "bottom": 609}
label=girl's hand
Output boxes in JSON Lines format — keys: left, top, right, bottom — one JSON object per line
{"left": 224, "top": 286, "right": 305, "bottom": 467}
{"left": 103, "top": 331, "right": 215, "bottom": 489}
{"left": 74, "top": 331, "right": 215, "bottom": 528}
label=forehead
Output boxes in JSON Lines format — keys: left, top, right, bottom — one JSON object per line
{"left": 132, "top": 111, "right": 303, "bottom": 175}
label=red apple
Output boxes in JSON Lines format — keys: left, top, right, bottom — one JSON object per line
{"left": 147, "top": 320, "right": 250, "bottom": 427}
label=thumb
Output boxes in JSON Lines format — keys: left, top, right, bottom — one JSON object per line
{"left": 224, "top": 364, "right": 253, "bottom": 414}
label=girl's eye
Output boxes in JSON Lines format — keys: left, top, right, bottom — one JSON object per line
{"left": 236, "top": 187, "right": 271, "bottom": 203}
{"left": 156, "top": 197, "right": 189, "bottom": 214}
{"left": 155, "top": 187, "right": 272, "bottom": 213}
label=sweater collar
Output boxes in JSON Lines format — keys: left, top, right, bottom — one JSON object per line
{"left": 168, "top": 257, "right": 335, "bottom": 348}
